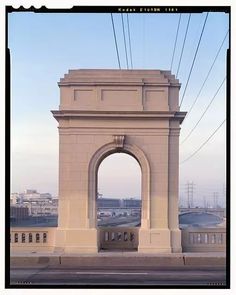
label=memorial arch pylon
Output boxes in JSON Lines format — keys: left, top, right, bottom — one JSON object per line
{"left": 52, "top": 69, "right": 186, "bottom": 253}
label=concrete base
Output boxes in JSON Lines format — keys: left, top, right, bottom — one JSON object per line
{"left": 170, "top": 228, "right": 182, "bottom": 253}
{"left": 54, "top": 228, "right": 182, "bottom": 254}
{"left": 10, "top": 252, "right": 226, "bottom": 268}
{"left": 138, "top": 228, "right": 172, "bottom": 253}
{"left": 54, "top": 228, "right": 98, "bottom": 253}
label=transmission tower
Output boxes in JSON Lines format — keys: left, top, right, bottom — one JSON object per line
{"left": 213, "top": 192, "right": 219, "bottom": 208}
{"left": 203, "top": 195, "right": 207, "bottom": 209}
{"left": 185, "top": 181, "right": 195, "bottom": 208}
{"left": 222, "top": 184, "right": 226, "bottom": 208}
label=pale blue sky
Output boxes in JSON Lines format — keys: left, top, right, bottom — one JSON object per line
{"left": 9, "top": 11, "right": 228, "bottom": 206}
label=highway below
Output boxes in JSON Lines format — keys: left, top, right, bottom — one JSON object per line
{"left": 97, "top": 215, "right": 140, "bottom": 227}
{"left": 9, "top": 266, "right": 227, "bottom": 286}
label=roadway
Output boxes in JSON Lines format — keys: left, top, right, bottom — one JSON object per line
{"left": 9, "top": 266, "right": 227, "bottom": 286}
{"left": 98, "top": 215, "right": 140, "bottom": 227}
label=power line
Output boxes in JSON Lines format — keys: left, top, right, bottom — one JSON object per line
{"left": 180, "top": 119, "right": 226, "bottom": 164}
{"left": 170, "top": 14, "right": 182, "bottom": 71}
{"left": 142, "top": 14, "right": 146, "bottom": 68}
{"left": 126, "top": 14, "right": 133, "bottom": 69}
{"left": 183, "top": 30, "right": 229, "bottom": 122}
{"left": 180, "top": 12, "right": 209, "bottom": 108}
{"left": 181, "top": 76, "right": 226, "bottom": 145}
{"left": 121, "top": 13, "right": 129, "bottom": 69}
{"left": 176, "top": 14, "right": 191, "bottom": 78}
{"left": 110, "top": 13, "right": 121, "bottom": 69}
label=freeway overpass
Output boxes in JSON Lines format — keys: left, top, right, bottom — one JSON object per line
{"left": 179, "top": 208, "right": 226, "bottom": 218}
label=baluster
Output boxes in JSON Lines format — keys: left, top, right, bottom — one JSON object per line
{"left": 220, "top": 233, "right": 223, "bottom": 244}
{"left": 36, "top": 233, "right": 40, "bottom": 243}
{"left": 111, "top": 232, "right": 115, "bottom": 241}
{"left": 117, "top": 232, "right": 122, "bottom": 241}
{"left": 222, "top": 232, "right": 226, "bottom": 244}
{"left": 130, "top": 232, "right": 135, "bottom": 241}
{"left": 22, "top": 233, "right": 25, "bottom": 243}
{"left": 211, "top": 234, "right": 215, "bottom": 244}
{"left": 124, "top": 232, "right": 128, "bottom": 241}
{"left": 200, "top": 233, "right": 204, "bottom": 244}
{"left": 217, "top": 233, "right": 222, "bottom": 244}
{"left": 189, "top": 233, "right": 194, "bottom": 244}
{"left": 105, "top": 231, "right": 109, "bottom": 242}
{"left": 43, "top": 233, "right": 47, "bottom": 243}
{"left": 193, "top": 233, "right": 198, "bottom": 244}
{"left": 197, "top": 233, "right": 201, "bottom": 243}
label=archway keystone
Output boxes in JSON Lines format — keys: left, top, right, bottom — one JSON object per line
{"left": 113, "top": 135, "right": 125, "bottom": 148}
{"left": 52, "top": 69, "right": 186, "bottom": 253}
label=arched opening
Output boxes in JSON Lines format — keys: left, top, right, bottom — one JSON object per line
{"left": 97, "top": 152, "right": 141, "bottom": 227}
{"left": 88, "top": 142, "right": 151, "bottom": 251}
{"left": 97, "top": 152, "right": 141, "bottom": 251}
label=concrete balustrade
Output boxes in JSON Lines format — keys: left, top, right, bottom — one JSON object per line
{"left": 181, "top": 227, "right": 226, "bottom": 252}
{"left": 10, "top": 226, "right": 226, "bottom": 253}
{"left": 99, "top": 227, "right": 139, "bottom": 250}
{"left": 10, "top": 227, "right": 56, "bottom": 253}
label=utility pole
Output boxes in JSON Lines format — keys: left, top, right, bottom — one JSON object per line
{"left": 222, "top": 184, "right": 226, "bottom": 208}
{"left": 203, "top": 195, "right": 207, "bottom": 209}
{"left": 185, "top": 181, "right": 195, "bottom": 208}
{"left": 213, "top": 192, "right": 219, "bottom": 208}
{"left": 179, "top": 193, "right": 184, "bottom": 208}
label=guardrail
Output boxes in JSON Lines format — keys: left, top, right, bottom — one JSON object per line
{"left": 181, "top": 227, "right": 226, "bottom": 252}
{"left": 99, "top": 227, "right": 139, "bottom": 250}
{"left": 10, "top": 227, "right": 56, "bottom": 253}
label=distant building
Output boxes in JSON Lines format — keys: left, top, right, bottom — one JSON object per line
{"left": 22, "top": 190, "right": 52, "bottom": 201}
{"left": 10, "top": 205, "right": 29, "bottom": 221}
{"left": 10, "top": 193, "right": 19, "bottom": 205}
{"left": 11, "top": 190, "right": 57, "bottom": 216}
{"left": 122, "top": 198, "right": 141, "bottom": 208}
{"left": 24, "top": 199, "right": 58, "bottom": 216}
{"left": 40, "top": 193, "right": 53, "bottom": 199}
{"left": 22, "top": 190, "right": 41, "bottom": 201}
{"left": 97, "top": 198, "right": 121, "bottom": 208}
{"left": 24, "top": 189, "right": 37, "bottom": 194}
{"left": 97, "top": 197, "right": 141, "bottom": 208}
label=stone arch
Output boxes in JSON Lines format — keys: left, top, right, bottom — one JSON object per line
{"left": 88, "top": 140, "right": 151, "bottom": 229}
{"left": 53, "top": 69, "right": 186, "bottom": 253}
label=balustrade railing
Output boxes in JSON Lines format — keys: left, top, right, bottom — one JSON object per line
{"left": 10, "top": 227, "right": 56, "bottom": 252}
{"left": 181, "top": 227, "right": 226, "bottom": 252}
{"left": 99, "top": 227, "right": 139, "bottom": 250}
{"left": 10, "top": 226, "right": 226, "bottom": 253}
